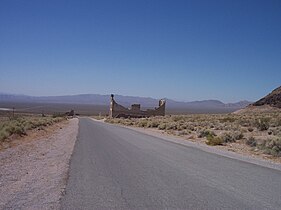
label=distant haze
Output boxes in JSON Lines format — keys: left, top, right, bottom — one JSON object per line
{"left": 0, "top": 93, "right": 251, "bottom": 114}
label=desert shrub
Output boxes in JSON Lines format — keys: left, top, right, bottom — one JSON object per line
{"left": 23, "top": 121, "right": 33, "bottom": 130}
{"left": 186, "top": 124, "right": 195, "bottom": 131}
{"left": 158, "top": 123, "right": 166, "bottom": 130}
{"left": 0, "top": 130, "right": 9, "bottom": 141}
{"left": 206, "top": 135, "right": 223, "bottom": 146}
{"left": 259, "top": 138, "right": 281, "bottom": 157}
{"left": 0, "top": 116, "right": 65, "bottom": 142}
{"left": 276, "top": 118, "right": 281, "bottom": 127}
{"left": 233, "top": 131, "right": 244, "bottom": 140}
{"left": 147, "top": 120, "right": 160, "bottom": 128}
{"left": 271, "top": 128, "right": 279, "bottom": 136}
{"left": 246, "top": 136, "right": 257, "bottom": 147}
{"left": 52, "top": 117, "right": 64, "bottom": 123}
{"left": 219, "top": 116, "right": 235, "bottom": 123}
{"left": 122, "top": 119, "right": 133, "bottom": 126}
{"left": 198, "top": 130, "right": 215, "bottom": 138}
{"left": 255, "top": 118, "right": 270, "bottom": 131}
{"left": 137, "top": 120, "right": 148, "bottom": 127}
{"left": 241, "top": 128, "right": 247, "bottom": 133}
{"left": 238, "top": 118, "right": 251, "bottom": 127}
{"left": 276, "top": 129, "right": 281, "bottom": 137}
{"left": 166, "top": 122, "right": 177, "bottom": 130}
{"left": 5, "top": 123, "right": 17, "bottom": 134}
{"left": 221, "top": 133, "right": 236, "bottom": 143}
{"left": 269, "top": 115, "right": 281, "bottom": 127}
{"left": 178, "top": 124, "right": 187, "bottom": 130}
{"left": 14, "top": 125, "right": 26, "bottom": 136}
{"left": 172, "top": 115, "right": 184, "bottom": 122}
{"left": 52, "top": 113, "right": 65, "bottom": 118}
{"left": 174, "top": 123, "right": 182, "bottom": 131}
{"left": 104, "top": 118, "right": 113, "bottom": 123}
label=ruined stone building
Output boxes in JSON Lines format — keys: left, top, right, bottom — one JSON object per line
{"left": 109, "top": 94, "right": 166, "bottom": 118}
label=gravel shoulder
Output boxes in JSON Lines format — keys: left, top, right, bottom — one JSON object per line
{"left": 0, "top": 118, "right": 78, "bottom": 210}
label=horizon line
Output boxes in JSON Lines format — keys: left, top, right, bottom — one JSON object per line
{"left": 0, "top": 92, "right": 253, "bottom": 104}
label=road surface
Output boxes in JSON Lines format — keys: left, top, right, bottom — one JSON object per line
{"left": 61, "top": 118, "right": 281, "bottom": 210}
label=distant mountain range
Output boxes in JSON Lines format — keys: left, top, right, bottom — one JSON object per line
{"left": 0, "top": 93, "right": 251, "bottom": 114}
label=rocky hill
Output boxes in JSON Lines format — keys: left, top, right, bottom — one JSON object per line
{"left": 252, "top": 86, "right": 281, "bottom": 108}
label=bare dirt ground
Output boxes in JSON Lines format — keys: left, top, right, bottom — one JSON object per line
{"left": 0, "top": 118, "right": 78, "bottom": 210}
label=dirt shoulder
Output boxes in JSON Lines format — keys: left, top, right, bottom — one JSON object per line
{"left": 0, "top": 118, "right": 78, "bottom": 210}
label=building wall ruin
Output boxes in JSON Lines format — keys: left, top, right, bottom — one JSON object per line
{"left": 109, "top": 94, "right": 165, "bottom": 118}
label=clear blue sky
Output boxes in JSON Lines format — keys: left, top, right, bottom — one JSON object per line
{"left": 0, "top": 0, "right": 280, "bottom": 102}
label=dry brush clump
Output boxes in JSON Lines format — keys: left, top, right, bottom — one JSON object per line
{"left": 0, "top": 115, "right": 66, "bottom": 142}
{"left": 259, "top": 138, "right": 281, "bottom": 157}
{"left": 245, "top": 136, "right": 281, "bottom": 157}
{"left": 105, "top": 111, "right": 281, "bottom": 157}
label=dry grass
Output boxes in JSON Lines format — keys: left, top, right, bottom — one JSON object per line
{"left": 105, "top": 111, "right": 281, "bottom": 157}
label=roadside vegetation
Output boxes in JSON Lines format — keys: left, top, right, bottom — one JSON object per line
{"left": 105, "top": 111, "right": 281, "bottom": 157}
{"left": 0, "top": 114, "right": 66, "bottom": 142}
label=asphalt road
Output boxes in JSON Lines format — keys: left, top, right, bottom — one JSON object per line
{"left": 61, "top": 118, "right": 281, "bottom": 210}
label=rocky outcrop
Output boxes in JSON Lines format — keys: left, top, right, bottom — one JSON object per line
{"left": 252, "top": 86, "right": 281, "bottom": 108}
